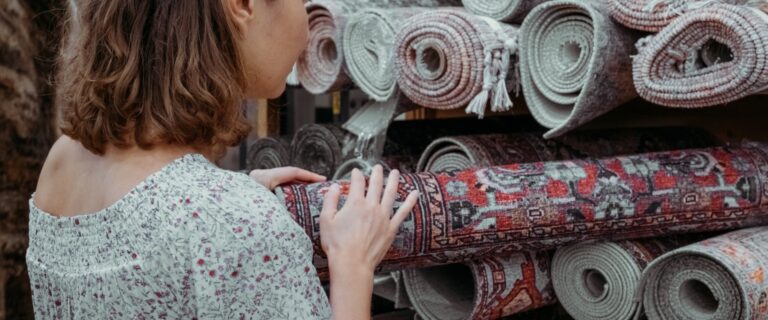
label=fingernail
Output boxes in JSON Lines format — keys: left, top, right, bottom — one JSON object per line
{"left": 331, "top": 184, "right": 340, "bottom": 191}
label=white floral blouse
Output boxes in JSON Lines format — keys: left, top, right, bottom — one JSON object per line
{"left": 26, "top": 153, "right": 332, "bottom": 319}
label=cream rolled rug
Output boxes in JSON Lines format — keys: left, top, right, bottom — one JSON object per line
{"left": 246, "top": 136, "right": 292, "bottom": 170}
{"left": 637, "top": 227, "right": 768, "bottom": 320}
{"left": 551, "top": 239, "right": 688, "bottom": 320}
{"left": 462, "top": 0, "right": 551, "bottom": 23}
{"left": 402, "top": 252, "right": 556, "bottom": 320}
{"left": 343, "top": 8, "right": 427, "bottom": 101}
{"left": 394, "top": 9, "right": 520, "bottom": 118}
{"left": 519, "top": 0, "right": 640, "bottom": 138}
{"left": 633, "top": 3, "right": 768, "bottom": 108}
{"left": 608, "top": 0, "right": 750, "bottom": 32}
{"left": 298, "top": 0, "right": 460, "bottom": 95}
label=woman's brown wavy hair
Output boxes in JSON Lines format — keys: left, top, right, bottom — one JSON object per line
{"left": 57, "top": 0, "right": 251, "bottom": 158}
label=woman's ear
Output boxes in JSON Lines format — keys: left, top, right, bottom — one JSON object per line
{"left": 224, "top": 0, "right": 256, "bottom": 29}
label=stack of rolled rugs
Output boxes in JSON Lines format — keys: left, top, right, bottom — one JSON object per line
{"left": 297, "top": 0, "right": 461, "bottom": 95}
{"left": 609, "top": 0, "right": 768, "bottom": 108}
{"left": 297, "top": 0, "right": 768, "bottom": 141}
{"left": 275, "top": 123, "right": 768, "bottom": 319}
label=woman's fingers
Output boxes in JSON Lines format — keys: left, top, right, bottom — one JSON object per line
{"left": 366, "top": 165, "right": 384, "bottom": 203}
{"left": 348, "top": 169, "right": 366, "bottom": 200}
{"left": 320, "top": 184, "right": 341, "bottom": 222}
{"left": 390, "top": 191, "right": 419, "bottom": 232}
{"left": 272, "top": 167, "right": 326, "bottom": 186}
{"left": 381, "top": 170, "right": 400, "bottom": 210}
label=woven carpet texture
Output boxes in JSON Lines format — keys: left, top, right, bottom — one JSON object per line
{"left": 637, "top": 227, "right": 768, "bottom": 320}
{"left": 632, "top": 3, "right": 768, "bottom": 108}
{"left": 276, "top": 142, "right": 768, "bottom": 278}
{"left": 394, "top": 9, "right": 520, "bottom": 118}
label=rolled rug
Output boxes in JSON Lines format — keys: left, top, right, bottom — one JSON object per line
{"left": 276, "top": 143, "right": 768, "bottom": 278}
{"left": 343, "top": 8, "right": 427, "bottom": 102}
{"left": 417, "top": 127, "right": 717, "bottom": 172}
{"left": 462, "top": 0, "right": 550, "bottom": 23}
{"left": 637, "top": 227, "right": 768, "bottom": 320}
{"left": 608, "top": 0, "right": 749, "bottom": 32}
{"left": 394, "top": 9, "right": 521, "bottom": 118}
{"left": 298, "top": 0, "right": 350, "bottom": 94}
{"left": 290, "top": 124, "right": 349, "bottom": 179}
{"left": 298, "top": 0, "right": 461, "bottom": 95}
{"left": 551, "top": 239, "right": 688, "bottom": 320}
{"left": 402, "top": 252, "right": 556, "bottom": 320}
{"left": 519, "top": 0, "right": 640, "bottom": 138}
{"left": 633, "top": 3, "right": 768, "bottom": 108}
{"left": 246, "top": 136, "right": 292, "bottom": 170}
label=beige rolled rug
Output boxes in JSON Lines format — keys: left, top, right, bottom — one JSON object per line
{"left": 394, "top": 9, "right": 520, "bottom": 118}
{"left": 297, "top": 0, "right": 460, "bottom": 94}
{"left": 462, "top": 0, "right": 551, "bottom": 23}
{"left": 633, "top": 3, "right": 768, "bottom": 108}
{"left": 519, "top": 0, "right": 640, "bottom": 138}
{"left": 608, "top": 0, "right": 750, "bottom": 32}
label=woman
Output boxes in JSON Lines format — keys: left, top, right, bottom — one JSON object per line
{"left": 27, "top": 0, "right": 419, "bottom": 319}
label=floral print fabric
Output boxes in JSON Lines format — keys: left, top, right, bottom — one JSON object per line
{"left": 26, "top": 154, "right": 331, "bottom": 319}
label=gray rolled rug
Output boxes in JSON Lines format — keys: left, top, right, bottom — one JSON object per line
{"left": 297, "top": 0, "right": 460, "bottom": 94}
{"left": 633, "top": 3, "right": 768, "bottom": 108}
{"left": 290, "top": 124, "right": 349, "bottom": 179}
{"left": 247, "top": 136, "right": 292, "bottom": 170}
{"left": 462, "top": 0, "right": 550, "bottom": 23}
{"left": 519, "top": 0, "right": 640, "bottom": 138}
{"left": 636, "top": 227, "right": 768, "bottom": 320}
{"left": 551, "top": 239, "right": 691, "bottom": 320}
{"left": 343, "top": 8, "right": 427, "bottom": 102}
{"left": 394, "top": 9, "right": 520, "bottom": 118}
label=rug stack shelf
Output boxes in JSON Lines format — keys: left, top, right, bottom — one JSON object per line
{"left": 245, "top": 1, "right": 768, "bottom": 319}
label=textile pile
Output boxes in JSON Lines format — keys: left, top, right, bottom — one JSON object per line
{"left": 297, "top": 0, "right": 460, "bottom": 94}
{"left": 396, "top": 127, "right": 715, "bottom": 319}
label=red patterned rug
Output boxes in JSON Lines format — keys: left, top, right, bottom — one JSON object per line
{"left": 276, "top": 143, "right": 768, "bottom": 279}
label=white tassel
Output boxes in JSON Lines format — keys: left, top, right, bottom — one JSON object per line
{"left": 491, "top": 39, "right": 517, "bottom": 112}
{"left": 466, "top": 52, "right": 494, "bottom": 119}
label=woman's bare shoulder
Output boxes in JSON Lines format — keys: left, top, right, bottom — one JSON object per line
{"left": 33, "top": 136, "right": 92, "bottom": 213}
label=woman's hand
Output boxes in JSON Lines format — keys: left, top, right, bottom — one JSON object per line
{"left": 249, "top": 167, "right": 326, "bottom": 191}
{"left": 319, "top": 165, "right": 419, "bottom": 274}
